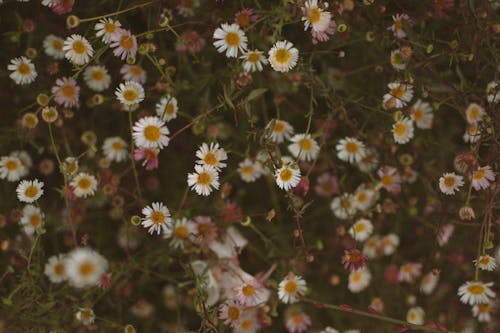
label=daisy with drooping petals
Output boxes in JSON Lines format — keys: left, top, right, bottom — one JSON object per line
{"left": 238, "top": 158, "right": 264, "bottom": 183}
{"left": 288, "top": 134, "right": 320, "bottom": 162}
{"left": 235, "top": 280, "right": 268, "bottom": 306}
{"left": 94, "top": 18, "right": 121, "bottom": 44}
{"left": 7, "top": 56, "right": 37, "bottom": 85}
{"left": 43, "top": 34, "right": 65, "bottom": 59}
{"left": 132, "top": 116, "right": 170, "bottom": 150}
{"left": 141, "top": 202, "right": 172, "bottom": 236}
{"left": 213, "top": 23, "right": 247, "bottom": 58}
{"left": 219, "top": 299, "right": 243, "bottom": 328}
{"left": 63, "top": 34, "right": 93, "bottom": 65}
{"left": 471, "top": 166, "right": 495, "bottom": 191}
{"left": 285, "top": 312, "right": 312, "bottom": 333}
{"left": 187, "top": 165, "right": 220, "bottom": 196}
{"left": 348, "top": 268, "right": 371, "bottom": 293}
{"left": 472, "top": 302, "right": 493, "bottom": 322}
{"left": 377, "top": 166, "right": 401, "bottom": 193}
{"left": 406, "top": 307, "right": 425, "bottom": 325}
{"left": 52, "top": 77, "right": 80, "bottom": 108}
{"left": 70, "top": 172, "right": 97, "bottom": 198}
{"left": 44, "top": 254, "right": 67, "bottom": 283}
{"left": 465, "top": 103, "right": 485, "bottom": 124}
{"left": 241, "top": 49, "right": 268, "bottom": 72}
{"left": 388, "top": 13, "right": 409, "bottom": 39}
{"left": 463, "top": 124, "right": 481, "bottom": 144}
{"left": 102, "top": 137, "right": 128, "bottom": 162}
{"left": 392, "top": 116, "right": 414, "bottom": 144}
{"left": 120, "top": 64, "right": 147, "bottom": 84}
{"left": 383, "top": 81, "right": 413, "bottom": 109}
{"left": 110, "top": 29, "right": 138, "bottom": 60}
{"left": 275, "top": 163, "right": 301, "bottom": 191}
{"left": 0, "top": 155, "right": 25, "bottom": 181}
{"left": 266, "top": 119, "right": 294, "bottom": 144}
{"left": 398, "top": 262, "right": 422, "bottom": 283}
{"left": 196, "top": 142, "right": 228, "bottom": 170}
{"left": 268, "top": 40, "right": 299, "bottom": 72}
{"left": 330, "top": 193, "right": 356, "bottom": 219}
{"left": 278, "top": 274, "right": 307, "bottom": 304}
{"left": 301, "top": 0, "right": 332, "bottom": 32}
{"left": 458, "top": 281, "right": 496, "bottom": 305}
{"left": 349, "top": 218, "right": 373, "bottom": 242}
{"left": 420, "top": 271, "right": 439, "bottom": 295}
{"left": 474, "top": 255, "right": 497, "bottom": 271}
{"left": 438, "top": 172, "right": 464, "bottom": 195}
{"left": 115, "top": 81, "right": 145, "bottom": 107}
{"left": 342, "top": 249, "right": 367, "bottom": 272}
{"left": 486, "top": 81, "right": 499, "bottom": 104}
{"left": 16, "top": 179, "right": 44, "bottom": 203}
{"left": 410, "top": 99, "right": 434, "bottom": 129}
{"left": 20, "top": 204, "right": 44, "bottom": 235}
{"left": 83, "top": 65, "right": 111, "bottom": 92}
{"left": 170, "top": 218, "right": 197, "bottom": 249}
{"left": 336, "top": 137, "right": 366, "bottom": 164}
{"left": 65, "top": 247, "right": 108, "bottom": 288}
{"left": 155, "top": 95, "right": 178, "bottom": 121}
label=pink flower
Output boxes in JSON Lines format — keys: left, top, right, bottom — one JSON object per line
{"left": 398, "top": 262, "right": 422, "bottom": 283}
{"left": 175, "top": 31, "right": 206, "bottom": 53}
{"left": 378, "top": 166, "right": 402, "bottom": 193}
{"left": 315, "top": 172, "right": 339, "bottom": 197}
{"left": 120, "top": 64, "right": 147, "bottom": 84}
{"left": 218, "top": 299, "right": 243, "bottom": 328}
{"left": 52, "top": 77, "right": 80, "bottom": 108}
{"left": 342, "top": 249, "right": 367, "bottom": 272}
{"left": 293, "top": 177, "right": 310, "bottom": 197}
{"left": 384, "top": 265, "right": 400, "bottom": 284}
{"left": 235, "top": 280, "right": 267, "bottom": 306}
{"left": 471, "top": 166, "right": 496, "bottom": 191}
{"left": 110, "top": 29, "right": 138, "bottom": 60}
{"left": 133, "top": 148, "right": 159, "bottom": 170}
{"left": 50, "top": 0, "right": 74, "bottom": 15}
{"left": 194, "top": 216, "right": 218, "bottom": 244}
{"left": 285, "top": 312, "right": 311, "bottom": 333}
{"left": 221, "top": 201, "right": 243, "bottom": 223}
{"left": 234, "top": 8, "right": 259, "bottom": 28}
{"left": 311, "top": 20, "right": 336, "bottom": 43}
{"left": 437, "top": 223, "right": 454, "bottom": 247}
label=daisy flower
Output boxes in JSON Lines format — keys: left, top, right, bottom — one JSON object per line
{"left": 383, "top": 81, "right": 413, "bottom": 109}
{"left": 51, "top": 77, "right": 80, "bottom": 108}
{"left": 20, "top": 204, "right": 44, "bottom": 235}
{"left": 219, "top": 299, "right": 243, "bottom": 328}
{"left": 133, "top": 147, "right": 159, "bottom": 170}
{"left": 465, "top": 103, "right": 485, "bottom": 124}
{"left": 187, "top": 165, "right": 220, "bottom": 196}
{"left": 301, "top": 0, "right": 332, "bottom": 32}
{"left": 115, "top": 81, "right": 145, "bottom": 107}
{"left": 120, "top": 64, "right": 147, "bottom": 84}
{"left": 268, "top": 40, "right": 299, "bottom": 72}
{"left": 235, "top": 280, "right": 268, "bottom": 306}
{"left": 110, "top": 29, "right": 138, "bottom": 60}
{"left": 65, "top": 247, "right": 108, "bottom": 288}
{"left": 398, "top": 262, "right": 422, "bottom": 283}
{"left": 363, "top": 236, "right": 381, "bottom": 259}
{"left": 348, "top": 218, "right": 373, "bottom": 242}
{"left": 420, "top": 271, "right": 439, "bottom": 295}
{"left": 83, "top": 65, "right": 111, "bottom": 92}
{"left": 16, "top": 179, "right": 44, "bottom": 203}
{"left": 348, "top": 268, "right": 371, "bottom": 293}
{"left": 132, "top": 116, "right": 170, "bottom": 149}
{"left": 357, "top": 148, "right": 379, "bottom": 173}
{"left": 141, "top": 202, "right": 172, "bottom": 236}
{"left": 155, "top": 95, "right": 179, "bottom": 122}
{"left": 70, "top": 172, "right": 98, "bottom": 198}
{"left": 392, "top": 117, "right": 414, "bottom": 144}
{"left": 195, "top": 142, "right": 227, "bottom": 170}
{"left": 0, "top": 155, "right": 25, "bottom": 181}
{"left": 278, "top": 274, "right": 307, "bottom": 304}
{"left": 63, "top": 34, "right": 93, "bottom": 65}
{"left": 336, "top": 137, "right": 366, "bottom": 164}
{"left": 330, "top": 193, "right": 356, "bottom": 219}
{"left": 43, "top": 34, "right": 65, "bottom": 59}
{"left": 238, "top": 158, "right": 264, "bottom": 183}
{"left": 75, "top": 308, "right": 95, "bottom": 325}
{"left": 44, "top": 254, "right": 67, "bottom": 283}
{"left": 353, "top": 184, "right": 378, "bottom": 211}
{"left": 471, "top": 166, "right": 495, "bottom": 191}
{"left": 275, "top": 163, "right": 301, "bottom": 191}
{"left": 241, "top": 49, "right": 268, "bottom": 72}
{"left": 458, "top": 281, "right": 496, "bottom": 305}
{"left": 342, "top": 249, "right": 367, "bottom": 272}
{"left": 287, "top": 134, "right": 320, "bottom": 162}
{"left": 213, "top": 23, "right": 247, "bottom": 58}
{"left": 406, "top": 307, "right": 425, "bottom": 325}
{"left": 94, "top": 18, "right": 121, "bottom": 44}
{"left": 170, "top": 218, "right": 196, "bottom": 249}
{"left": 234, "top": 8, "right": 258, "bottom": 28}
{"left": 474, "top": 255, "right": 497, "bottom": 271}
{"left": 463, "top": 124, "right": 481, "bottom": 143}
{"left": 486, "top": 81, "right": 499, "bottom": 104}
{"left": 388, "top": 13, "right": 409, "bottom": 39}
{"left": 285, "top": 312, "right": 311, "bottom": 333}
{"left": 390, "top": 49, "right": 407, "bottom": 70}
{"left": 377, "top": 166, "right": 401, "bottom": 193}
{"left": 102, "top": 137, "right": 128, "bottom": 162}
{"left": 381, "top": 233, "right": 400, "bottom": 256}
{"left": 472, "top": 302, "right": 493, "bottom": 323}
{"left": 266, "top": 119, "right": 294, "bottom": 144}
{"left": 7, "top": 56, "right": 37, "bottom": 85}
{"left": 235, "top": 309, "right": 261, "bottom": 333}
{"left": 437, "top": 223, "right": 455, "bottom": 247}
{"left": 410, "top": 99, "right": 434, "bottom": 129}
{"left": 438, "top": 172, "right": 464, "bottom": 195}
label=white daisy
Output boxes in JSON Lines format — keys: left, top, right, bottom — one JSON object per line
{"left": 348, "top": 268, "right": 371, "bottom": 293}
{"left": 213, "top": 23, "right": 247, "bottom": 58}
{"left": 472, "top": 303, "right": 493, "bottom": 323}
{"left": 170, "top": 218, "right": 197, "bottom": 249}
{"left": 406, "top": 307, "right": 425, "bottom": 325}
{"left": 330, "top": 193, "right": 356, "bottom": 220}
{"left": 458, "top": 281, "right": 496, "bottom": 305}
{"left": 65, "top": 247, "right": 108, "bottom": 288}
{"left": 266, "top": 119, "right": 294, "bottom": 144}
{"left": 120, "top": 64, "right": 147, "bottom": 84}
{"left": 132, "top": 116, "right": 170, "bottom": 150}
{"left": 20, "top": 204, "right": 44, "bottom": 236}
{"left": 278, "top": 274, "right": 307, "bottom": 304}
{"left": 16, "top": 179, "right": 44, "bottom": 203}
{"left": 392, "top": 116, "right": 414, "bottom": 144}
{"left": 240, "top": 49, "right": 268, "bottom": 72}
{"left": 115, "top": 81, "right": 145, "bottom": 107}
{"left": 43, "top": 34, "right": 65, "bottom": 59}
{"left": 465, "top": 103, "right": 485, "bottom": 124}
{"left": 195, "top": 142, "right": 228, "bottom": 170}
{"left": 275, "top": 163, "right": 301, "bottom": 191}
{"left": 390, "top": 49, "right": 407, "bottom": 71}
{"left": 474, "top": 255, "right": 497, "bottom": 271}
{"left": 486, "top": 81, "right": 499, "bottom": 104}
{"left": 420, "top": 271, "right": 439, "bottom": 295}
{"left": 287, "top": 134, "right": 320, "bottom": 162}
{"left": 438, "top": 172, "right": 464, "bottom": 195}
{"left": 75, "top": 307, "right": 95, "bottom": 325}
{"left": 234, "top": 280, "right": 270, "bottom": 307}
{"left": 357, "top": 148, "right": 379, "bottom": 173}
{"left": 83, "top": 65, "right": 111, "bottom": 92}
{"left": 348, "top": 218, "right": 373, "bottom": 242}
{"left": 187, "top": 164, "right": 220, "bottom": 196}
{"left": 141, "top": 202, "right": 172, "bottom": 236}
{"left": 94, "top": 18, "right": 122, "bottom": 44}
{"left": 234, "top": 309, "right": 260, "bottom": 333}
{"left": 155, "top": 95, "right": 178, "bottom": 121}
{"left": 472, "top": 166, "right": 496, "bottom": 191}
{"left": 381, "top": 233, "right": 399, "bottom": 256}
{"left": 238, "top": 158, "right": 264, "bottom": 183}
{"left": 7, "top": 56, "right": 37, "bottom": 85}
{"left": 383, "top": 81, "right": 413, "bottom": 109}
{"left": 352, "top": 184, "right": 378, "bottom": 211}
{"left": 0, "top": 155, "right": 25, "bottom": 182}
{"left": 410, "top": 99, "right": 434, "bottom": 129}
{"left": 363, "top": 235, "right": 381, "bottom": 259}
{"left": 44, "top": 254, "right": 67, "bottom": 283}
{"left": 268, "top": 40, "right": 299, "bottom": 72}
{"left": 63, "top": 34, "right": 94, "bottom": 66}
{"left": 301, "top": 0, "right": 332, "bottom": 32}
{"left": 463, "top": 124, "right": 481, "bottom": 143}
{"left": 102, "top": 136, "right": 128, "bottom": 162}
{"left": 70, "top": 172, "right": 98, "bottom": 198}
{"left": 336, "top": 137, "right": 366, "bottom": 164}
{"left": 398, "top": 262, "right": 422, "bottom": 283}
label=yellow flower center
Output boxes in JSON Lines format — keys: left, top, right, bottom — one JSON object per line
{"left": 144, "top": 125, "right": 161, "bottom": 142}
{"left": 273, "top": 121, "right": 285, "bottom": 133}
{"left": 197, "top": 172, "right": 212, "bottom": 185}
{"left": 123, "top": 89, "right": 138, "bottom": 102}
{"left": 391, "top": 86, "right": 405, "bottom": 99}
{"left": 174, "top": 226, "right": 188, "bottom": 239}
{"left": 104, "top": 22, "right": 116, "bottom": 33}
{"left": 130, "top": 66, "right": 143, "bottom": 76}
{"left": 467, "top": 284, "right": 485, "bottom": 295}
{"left": 473, "top": 169, "right": 485, "bottom": 180}
{"left": 351, "top": 272, "right": 362, "bottom": 282}
{"left": 112, "top": 142, "right": 123, "bottom": 150}
{"left": 18, "top": 63, "right": 31, "bottom": 75}
{"left": 227, "top": 306, "right": 240, "bottom": 320}
{"left": 478, "top": 256, "right": 489, "bottom": 265}
{"left": 279, "top": 168, "right": 293, "bottom": 182}
{"left": 242, "top": 284, "right": 255, "bottom": 297}
{"left": 77, "top": 177, "right": 92, "bottom": 190}
{"left": 356, "top": 192, "right": 367, "bottom": 203}
{"left": 61, "top": 85, "right": 75, "bottom": 98}
{"left": 284, "top": 280, "right": 297, "bottom": 293}
{"left": 477, "top": 304, "right": 489, "bottom": 313}
{"left": 25, "top": 185, "right": 39, "bottom": 198}
{"left": 299, "top": 139, "right": 312, "bottom": 151}
{"left": 443, "top": 176, "right": 456, "bottom": 187}
{"left": 413, "top": 109, "right": 423, "bottom": 121}
{"left": 91, "top": 70, "right": 105, "bottom": 81}
{"left": 345, "top": 141, "right": 359, "bottom": 153}
{"left": 29, "top": 214, "right": 41, "bottom": 227}
{"left": 242, "top": 165, "right": 253, "bottom": 174}
{"left": 236, "top": 13, "right": 250, "bottom": 27}
{"left": 72, "top": 40, "right": 87, "bottom": 54}
{"left": 54, "top": 263, "right": 65, "bottom": 276}
{"left": 247, "top": 52, "right": 260, "bottom": 63}
{"left": 308, "top": 8, "right": 321, "bottom": 24}
{"left": 225, "top": 32, "right": 240, "bottom": 47}
{"left": 52, "top": 39, "right": 63, "bottom": 51}
{"left": 150, "top": 211, "right": 165, "bottom": 225}
{"left": 203, "top": 152, "right": 217, "bottom": 166}
{"left": 79, "top": 261, "right": 95, "bottom": 276}
{"left": 241, "top": 320, "right": 252, "bottom": 329}
{"left": 354, "top": 223, "right": 366, "bottom": 233}
{"left": 120, "top": 35, "right": 134, "bottom": 50}
{"left": 5, "top": 160, "right": 19, "bottom": 171}
{"left": 164, "top": 103, "right": 175, "bottom": 115}
{"left": 274, "top": 49, "right": 291, "bottom": 64}
{"left": 468, "top": 106, "right": 479, "bottom": 120}
{"left": 394, "top": 19, "right": 403, "bottom": 31}
{"left": 381, "top": 175, "right": 393, "bottom": 186}
{"left": 394, "top": 123, "right": 407, "bottom": 137}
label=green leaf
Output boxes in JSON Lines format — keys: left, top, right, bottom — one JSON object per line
{"left": 247, "top": 88, "right": 268, "bottom": 102}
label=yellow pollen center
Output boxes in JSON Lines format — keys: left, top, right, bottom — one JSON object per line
{"left": 354, "top": 223, "right": 366, "bottom": 233}
{"left": 473, "top": 169, "right": 485, "bottom": 180}
{"left": 345, "top": 142, "right": 359, "bottom": 153}
{"left": 72, "top": 40, "right": 87, "bottom": 54}
{"left": 165, "top": 103, "right": 175, "bottom": 115}
{"left": 479, "top": 257, "right": 489, "bottom": 265}
{"left": 381, "top": 175, "right": 393, "bottom": 186}
{"left": 299, "top": 139, "right": 312, "bottom": 151}
{"left": 413, "top": 109, "right": 423, "bottom": 121}
{"left": 469, "top": 107, "right": 479, "bottom": 120}
{"left": 123, "top": 89, "right": 138, "bottom": 102}
{"left": 477, "top": 304, "right": 489, "bottom": 312}
{"left": 444, "top": 176, "right": 455, "bottom": 187}
{"left": 197, "top": 172, "right": 212, "bottom": 185}
{"left": 394, "top": 123, "right": 407, "bottom": 136}
{"left": 225, "top": 32, "right": 240, "bottom": 47}
{"left": 150, "top": 211, "right": 165, "bottom": 225}
{"left": 274, "top": 122, "right": 285, "bottom": 133}
{"left": 203, "top": 152, "right": 217, "bottom": 166}
{"left": 391, "top": 86, "right": 405, "bottom": 99}
{"left": 308, "top": 8, "right": 321, "bottom": 24}
{"left": 112, "top": 142, "right": 123, "bottom": 150}
{"left": 467, "top": 284, "right": 485, "bottom": 295}
{"left": 284, "top": 280, "right": 297, "bottom": 293}
{"left": 52, "top": 39, "right": 63, "bottom": 51}
{"left": 77, "top": 177, "right": 92, "bottom": 190}
{"left": 357, "top": 193, "right": 367, "bottom": 202}
{"left": 275, "top": 49, "right": 291, "bottom": 64}
{"left": 5, "top": 160, "right": 19, "bottom": 171}
{"left": 104, "top": 22, "right": 116, "bottom": 33}
{"left": 175, "top": 226, "right": 188, "bottom": 239}
{"left": 25, "top": 186, "right": 39, "bottom": 198}
{"left": 242, "top": 165, "right": 253, "bottom": 174}
{"left": 29, "top": 214, "right": 41, "bottom": 227}
{"left": 395, "top": 19, "right": 403, "bottom": 31}
{"left": 241, "top": 320, "right": 252, "bottom": 329}
{"left": 247, "top": 52, "right": 260, "bottom": 63}
{"left": 144, "top": 125, "right": 161, "bottom": 142}
{"left": 91, "top": 70, "right": 105, "bottom": 81}
{"left": 61, "top": 85, "right": 75, "bottom": 98}
{"left": 18, "top": 63, "right": 31, "bottom": 75}
{"left": 293, "top": 315, "right": 304, "bottom": 324}
{"left": 236, "top": 13, "right": 250, "bottom": 27}
{"left": 120, "top": 35, "right": 134, "bottom": 50}
{"left": 352, "top": 272, "right": 362, "bottom": 282}
{"left": 54, "top": 263, "right": 65, "bottom": 275}
{"left": 227, "top": 306, "right": 240, "bottom": 320}
{"left": 79, "top": 261, "right": 95, "bottom": 276}
{"left": 279, "top": 168, "right": 293, "bottom": 182}
{"left": 242, "top": 284, "right": 255, "bottom": 297}
{"left": 130, "top": 66, "right": 142, "bottom": 75}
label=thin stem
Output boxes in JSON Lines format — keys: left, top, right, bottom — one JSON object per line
{"left": 128, "top": 112, "right": 143, "bottom": 203}
{"left": 79, "top": 1, "right": 156, "bottom": 23}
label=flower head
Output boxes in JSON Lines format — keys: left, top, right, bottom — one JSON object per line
{"left": 141, "top": 202, "right": 172, "bottom": 236}
{"left": 278, "top": 274, "right": 307, "bottom": 304}
{"left": 213, "top": 23, "right": 247, "bottom": 58}
{"left": 268, "top": 40, "right": 299, "bottom": 72}
{"left": 7, "top": 56, "right": 37, "bottom": 85}
{"left": 63, "top": 34, "right": 94, "bottom": 65}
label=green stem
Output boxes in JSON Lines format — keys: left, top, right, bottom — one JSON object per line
{"left": 79, "top": 1, "right": 156, "bottom": 23}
